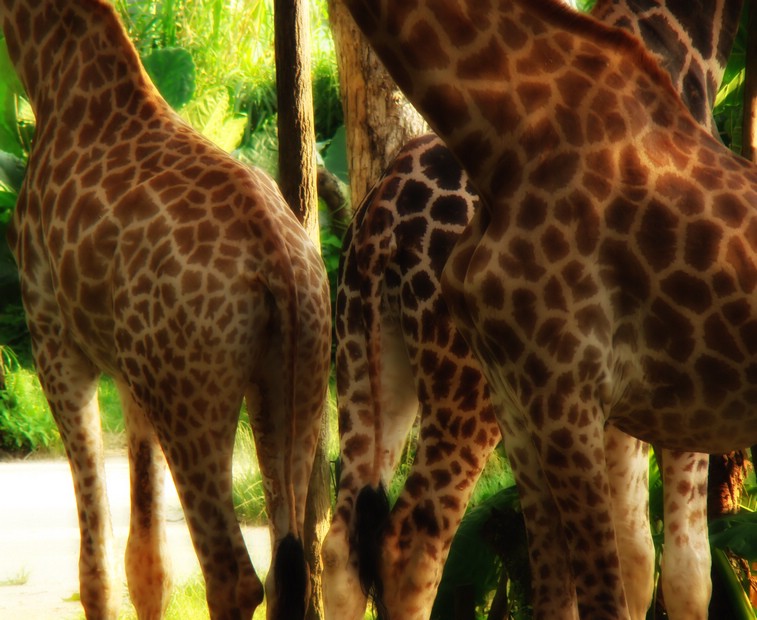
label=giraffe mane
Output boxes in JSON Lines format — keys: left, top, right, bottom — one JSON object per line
{"left": 525, "top": 0, "right": 681, "bottom": 101}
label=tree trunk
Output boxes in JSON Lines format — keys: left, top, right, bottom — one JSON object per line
{"left": 707, "top": 451, "right": 748, "bottom": 520}
{"left": 326, "top": 0, "right": 428, "bottom": 207}
{"left": 274, "top": 3, "right": 330, "bottom": 619}
{"left": 275, "top": 0, "right": 319, "bottom": 245}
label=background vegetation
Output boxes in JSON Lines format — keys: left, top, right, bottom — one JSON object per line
{"left": 0, "top": 0, "right": 756, "bottom": 619}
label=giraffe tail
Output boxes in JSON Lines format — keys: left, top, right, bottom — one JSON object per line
{"left": 355, "top": 483, "right": 391, "bottom": 620}
{"left": 273, "top": 533, "right": 308, "bottom": 620}
{"left": 354, "top": 193, "right": 396, "bottom": 617}
{"left": 262, "top": 241, "right": 309, "bottom": 619}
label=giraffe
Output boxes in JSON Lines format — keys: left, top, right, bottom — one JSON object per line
{"left": 323, "top": 132, "right": 499, "bottom": 620}
{"left": 338, "top": 0, "right": 751, "bottom": 618}
{"left": 324, "top": 1, "right": 741, "bottom": 617}
{"left": 323, "top": 1, "right": 742, "bottom": 617}
{"left": 2, "top": 1, "right": 331, "bottom": 619}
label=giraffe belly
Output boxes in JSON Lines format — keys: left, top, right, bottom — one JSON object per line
{"left": 608, "top": 352, "right": 757, "bottom": 453}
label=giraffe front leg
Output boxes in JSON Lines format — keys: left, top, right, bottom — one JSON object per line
{"left": 531, "top": 395, "right": 632, "bottom": 620}
{"left": 605, "top": 427, "right": 654, "bottom": 620}
{"left": 118, "top": 383, "right": 172, "bottom": 620}
{"left": 496, "top": 404, "right": 579, "bottom": 620}
{"left": 658, "top": 450, "right": 710, "bottom": 620}
{"left": 35, "top": 348, "right": 119, "bottom": 619}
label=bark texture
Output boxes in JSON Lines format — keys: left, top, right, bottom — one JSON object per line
{"left": 326, "top": 0, "right": 428, "bottom": 207}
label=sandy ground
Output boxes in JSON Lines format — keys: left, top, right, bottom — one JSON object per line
{"left": 0, "top": 456, "right": 270, "bottom": 619}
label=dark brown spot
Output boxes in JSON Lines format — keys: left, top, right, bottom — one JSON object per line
{"left": 636, "top": 200, "right": 678, "bottom": 270}
{"left": 685, "top": 220, "right": 722, "bottom": 271}
{"left": 660, "top": 270, "right": 711, "bottom": 313}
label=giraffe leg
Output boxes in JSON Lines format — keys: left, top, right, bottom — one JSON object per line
{"left": 497, "top": 405, "right": 579, "bottom": 620}
{"left": 381, "top": 392, "right": 500, "bottom": 619}
{"left": 33, "top": 344, "right": 119, "bottom": 619}
{"left": 152, "top": 392, "right": 262, "bottom": 620}
{"left": 323, "top": 315, "right": 418, "bottom": 620}
{"left": 659, "top": 450, "right": 710, "bottom": 620}
{"left": 118, "top": 382, "right": 172, "bottom": 620}
{"left": 531, "top": 397, "right": 631, "bottom": 620}
{"left": 605, "top": 427, "right": 654, "bottom": 620}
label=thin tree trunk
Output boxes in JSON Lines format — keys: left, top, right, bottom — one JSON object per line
{"left": 326, "top": 0, "right": 428, "bottom": 207}
{"left": 274, "top": 3, "right": 330, "bottom": 619}
{"left": 275, "top": 0, "right": 319, "bottom": 245}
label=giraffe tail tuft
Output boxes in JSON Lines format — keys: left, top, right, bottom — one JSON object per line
{"left": 273, "top": 533, "right": 308, "bottom": 620}
{"left": 355, "top": 483, "right": 391, "bottom": 619}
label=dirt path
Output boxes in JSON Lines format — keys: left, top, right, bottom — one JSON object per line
{"left": 0, "top": 456, "right": 270, "bottom": 619}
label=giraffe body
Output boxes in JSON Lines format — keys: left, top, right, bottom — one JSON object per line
{"left": 323, "top": 133, "right": 500, "bottom": 620}
{"left": 3, "top": 1, "right": 331, "bottom": 618}
{"left": 340, "top": 0, "right": 746, "bottom": 617}
{"left": 323, "top": 136, "right": 708, "bottom": 620}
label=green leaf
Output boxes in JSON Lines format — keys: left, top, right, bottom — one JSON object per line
{"left": 0, "top": 151, "right": 25, "bottom": 192}
{"left": 715, "top": 69, "right": 745, "bottom": 110}
{"left": 141, "top": 47, "right": 196, "bottom": 110}
{"left": 0, "top": 39, "right": 27, "bottom": 159}
{"left": 710, "top": 511, "right": 757, "bottom": 561}
{"left": 711, "top": 548, "right": 757, "bottom": 620}
{"left": 322, "top": 125, "right": 349, "bottom": 185}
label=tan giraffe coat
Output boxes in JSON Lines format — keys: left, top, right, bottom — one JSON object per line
{"left": 2, "top": 1, "right": 331, "bottom": 619}
{"left": 341, "top": 0, "right": 751, "bottom": 618}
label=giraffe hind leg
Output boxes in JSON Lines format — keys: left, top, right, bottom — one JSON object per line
{"left": 149, "top": 387, "right": 262, "bottom": 620}
{"left": 118, "top": 382, "right": 172, "bottom": 620}
{"left": 605, "top": 427, "right": 655, "bottom": 620}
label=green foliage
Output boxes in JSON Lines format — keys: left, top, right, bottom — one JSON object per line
{"left": 180, "top": 87, "right": 248, "bottom": 152}
{"left": 713, "top": 0, "right": 751, "bottom": 151}
{"left": 321, "top": 125, "right": 349, "bottom": 185}
{"left": 232, "top": 418, "right": 268, "bottom": 525}
{"left": 0, "top": 348, "right": 59, "bottom": 453}
{"left": 711, "top": 548, "right": 757, "bottom": 620}
{"left": 432, "top": 485, "right": 527, "bottom": 620}
{"left": 235, "top": 116, "right": 280, "bottom": 178}
{"left": 312, "top": 54, "right": 344, "bottom": 141}
{"left": 142, "top": 47, "right": 196, "bottom": 109}
{"left": 0, "top": 40, "right": 27, "bottom": 160}
{"left": 98, "top": 375, "right": 125, "bottom": 436}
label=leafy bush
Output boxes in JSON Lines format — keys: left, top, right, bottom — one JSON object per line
{"left": 0, "top": 348, "right": 58, "bottom": 453}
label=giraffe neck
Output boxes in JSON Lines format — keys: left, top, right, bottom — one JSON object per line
{"left": 592, "top": 0, "right": 742, "bottom": 134}
{"left": 1, "top": 0, "right": 154, "bottom": 121}
{"left": 346, "top": 0, "right": 689, "bottom": 206}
